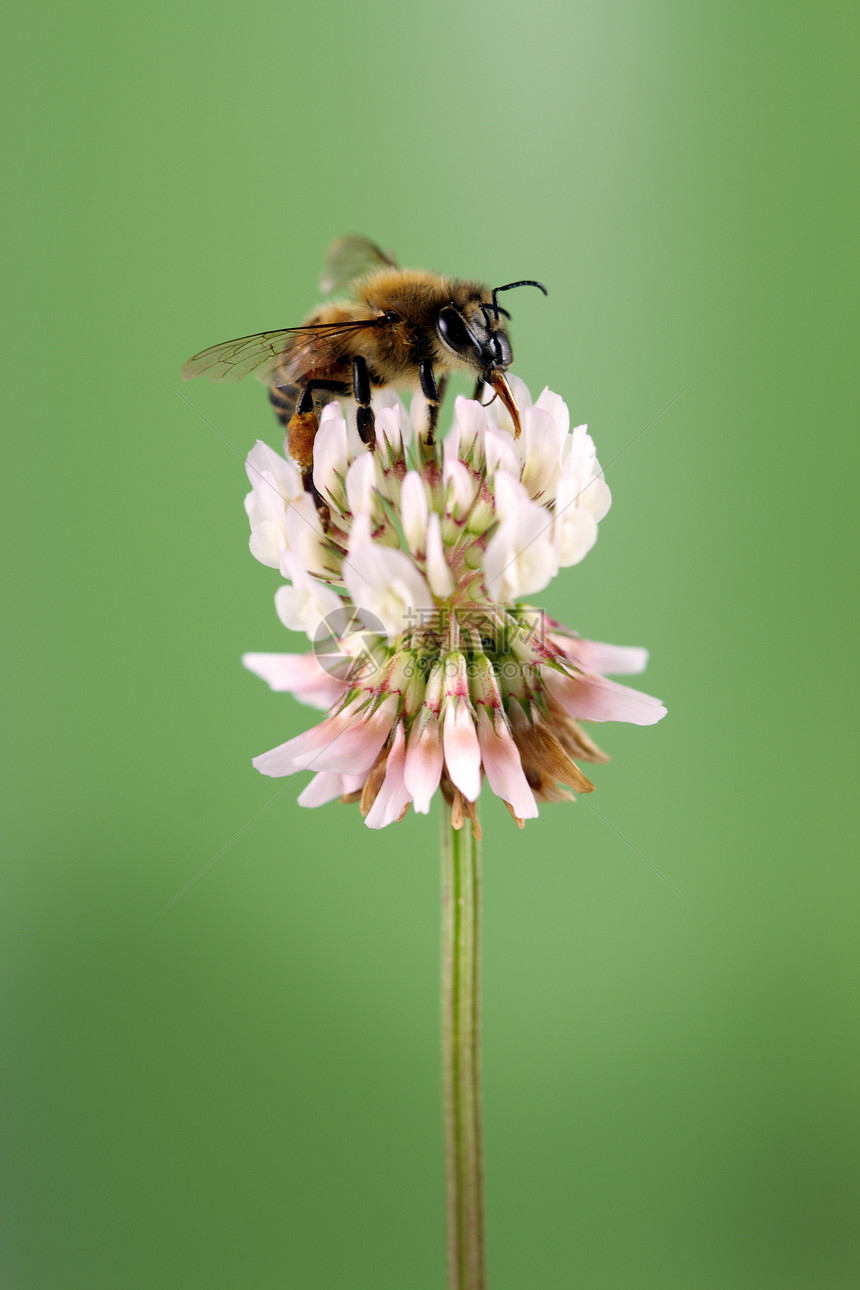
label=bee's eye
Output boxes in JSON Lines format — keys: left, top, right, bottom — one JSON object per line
{"left": 437, "top": 307, "right": 481, "bottom": 358}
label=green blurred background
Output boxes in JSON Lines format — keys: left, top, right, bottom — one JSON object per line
{"left": 3, "top": 2, "right": 858, "bottom": 1286}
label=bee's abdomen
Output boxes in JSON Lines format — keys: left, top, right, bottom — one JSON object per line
{"left": 268, "top": 381, "right": 300, "bottom": 427}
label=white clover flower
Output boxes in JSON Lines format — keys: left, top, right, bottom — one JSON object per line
{"left": 242, "top": 381, "right": 665, "bottom": 831}
{"left": 243, "top": 441, "right": 302, "bottom": 568}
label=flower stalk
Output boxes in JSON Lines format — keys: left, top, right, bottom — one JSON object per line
{"left": 441, "top": 810, "right": 486, "bottom": 1290}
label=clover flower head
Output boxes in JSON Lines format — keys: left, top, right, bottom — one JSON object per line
{"left": 242, "top": 377, "right": 665, "bottom": 832}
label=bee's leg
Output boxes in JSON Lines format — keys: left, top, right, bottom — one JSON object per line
{"left": 352, "top": 356, "right": 376, "bottom": 450}
{"left": 287, "top": 380, "right": 349, "bottom": 512}
{"left": 419, "top": 361, "right": 441, "bottom": 450}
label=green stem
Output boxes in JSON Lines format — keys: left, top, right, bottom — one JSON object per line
{"left": 441, "top": 812, "right": 486, "bottom": 1290}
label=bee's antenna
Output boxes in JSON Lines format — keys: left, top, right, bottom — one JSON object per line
{"left": 480, "top": 302, "right": 511, "bottom": 328}
{"left": 489, "top": 279, "right": 548, "bottom": 319}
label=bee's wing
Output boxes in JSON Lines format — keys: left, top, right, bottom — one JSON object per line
{"left": 319, "top": 235, "right": 398, "bottom": 295}
{"left": 180, "top": 319, "right": 381, "bottom": 385}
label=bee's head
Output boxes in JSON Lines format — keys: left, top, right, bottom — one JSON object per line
{"left": 435, "top": 301, "right": 512, "bottom": 372}
{"left": 435, "top": 279, "right": 547, "bottom": 376}
{"left": 435, "top": 279, "right": 547, "bottom": 434}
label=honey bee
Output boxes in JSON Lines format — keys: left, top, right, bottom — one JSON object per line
{"left": 181, "top": 235, "right": 547, "bottom": 497}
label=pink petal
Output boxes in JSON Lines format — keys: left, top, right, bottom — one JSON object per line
{"left": 298, "top": 771, "right": 365, "bottom": 807}
{"left": 442, "top": 704, "right": 482, "bottom": 803}
{"left": 549, "top": 636, "right": 649, "bottom": 677}
{"left": 242, "top": 652, "right": 347, "bottom": 709}
{"left": 545, "top": 670, "right": 666, "bottom": 725}
{"left": 365, "top": 723, "right": 411, "bottom": 829}
{"left": 476, "top": 708, "right": 538, "bottom": 820}
{"left": 298, "top": 772, "right": 347, "bottom": 807}
{"left": 252, "top": 695, "right": 398, "bottom": 777}
{"left": 403, "top": 719, "right": 444, "bottom": 814}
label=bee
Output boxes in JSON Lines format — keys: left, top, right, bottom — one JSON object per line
{"left": 181, "top": 235, "right": 547, "bottom": 498}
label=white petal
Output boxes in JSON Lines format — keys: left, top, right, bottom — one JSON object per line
{"left": 248, "top": 520, "right": 285, "bottom": 569}
{"left": 448, "top": 396, "right": 489, "bottom": 464}
{"left": 554, "top": 507, "right": 598, "bottom": 568}
{"left": 483, "top": 504, "right": 557, "bottom": 602}
{"left": 425, "top": 513, "right": 454, "bottom": 597}
{"left": 401, "top": 471, "right": 429, "bottom": 553}
{"left": 244, "top": 443, "right": 303, "bottom": 568}
{"left": 376, "top": 401, "right": 409, "bottom": 452}
{"left": 246, "top": 470, "right": 291, "bottom": 526}
{"left": 534, "top": 387, "right": 570, "bottom": 438}
{"left": 443, "top": 459, "right": 477, "bottom": 518}
{"left": 312, "top": 407, "right": 349, "bottom": 507}
{"left": 484, "top": 427, "right": 520, "bottom": 478}
{"left": 337, "top": 399, "right": 365, "bottom": 459}
{"left": 520, "top": 404, "right": 564, "bottom": 499}
{"left": 492, "top": 470, "right": 531, "bottom": 522}
{"left": 558, "top": 427, "right": 611, "bottom": 522}
{"left": 246, "top": 441, "right": 300, "bottom": 501}
{"left": 348, "top": 511, "right": 373, "bottom": 550}
{"left": 274, "top": 576, "right": 342, "bottom": 639}
{"left": 581, "top": 476, "right": 612, "bottom": 522}
{"left": 345, "top": 450, "right": 379, "bottom": 518}
{"left": 283, "top": 493, "right": 332, "bottom": 576}
{"left": 343, "top": 544, "right": 433, "bottom": 639}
